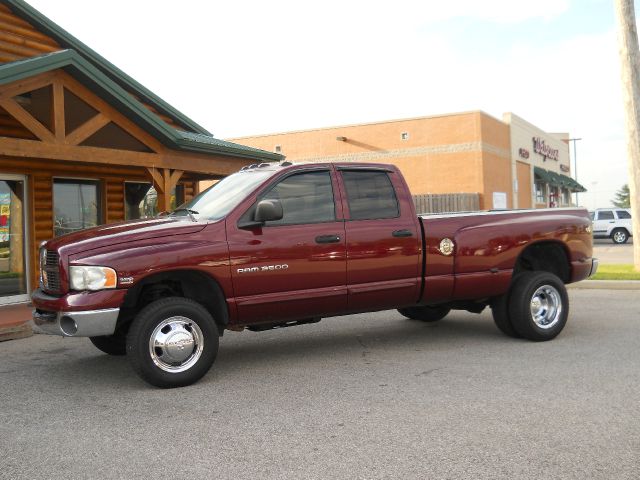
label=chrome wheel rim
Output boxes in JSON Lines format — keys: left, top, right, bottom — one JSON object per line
{"left": 613, "top": 231, "right": 626, "bottom": 243}
{"left": 530, "top": 285, "right": 562, "bottom": 329}
{"left": 149, "top": 316, "right": 204, "bottom": 373}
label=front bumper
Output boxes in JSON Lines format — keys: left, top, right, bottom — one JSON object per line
{"left": 33, "top": 308, "right": 120, "bottom": 337}
{"left": 31, "top": 287, "right": 126, "bottom": 337}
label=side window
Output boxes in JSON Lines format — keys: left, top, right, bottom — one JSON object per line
{"left": 262, "top": 171, "right": 335, "bottom": 225}
{"left": 616, "top": 210, "right": 631, "bottom": 219}
{"left": 597, "top": 210, "right": 614, "bottom": 221}
{"left": 341, "top": 170, "right": 399, "bottom": 220}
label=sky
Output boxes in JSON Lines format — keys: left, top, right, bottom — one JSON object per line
{"left": 27, "top": 0, "right": 630, "bottom": 209}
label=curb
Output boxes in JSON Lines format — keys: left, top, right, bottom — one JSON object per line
{"left": 568, "top": 280, "right": 640, "bottom": 290}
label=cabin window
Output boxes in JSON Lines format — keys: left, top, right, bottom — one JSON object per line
{"left": 53, "top": 179, "right": 101, "bottom": 236}
{"left": 341, "top": 170, "right": 399, "bottom": 220}
{"left": 260, "top": 170, "right": 335, "bottom": 226}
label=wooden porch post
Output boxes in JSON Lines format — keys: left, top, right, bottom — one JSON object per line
{"left": 146, "top": 167, "right": 183, "bottom": 212}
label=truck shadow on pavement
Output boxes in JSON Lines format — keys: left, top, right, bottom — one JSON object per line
{"left": 31, "top": 312, "right": 562, "bottom": 388}
{"left": 210, "top": 313, "right": 524, "bottom": 376}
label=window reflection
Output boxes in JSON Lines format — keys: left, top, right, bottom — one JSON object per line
{"left": 53, "top": 179, "right": 100, "bottom": 236}
{"left": 0, "top": 179, "right": 27, "bottom": 298}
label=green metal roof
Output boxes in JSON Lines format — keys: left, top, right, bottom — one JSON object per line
{"left": 0, "top": 50, "right": 283, "bottom": 162}
{"left": 534, "top": 167, "right": 586, "bottom": 192}
{"left": 2, "top": 0, "right": 209, "bottom": 135}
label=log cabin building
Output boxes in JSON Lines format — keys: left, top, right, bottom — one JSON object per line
{"left": 0, "top": 0, "right": 281, "bottom": 307}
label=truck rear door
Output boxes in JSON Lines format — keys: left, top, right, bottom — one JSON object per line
{"left": 337, "top": 167, "right": 421, "bottom": 312}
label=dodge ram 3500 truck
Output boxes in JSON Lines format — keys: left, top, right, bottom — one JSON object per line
{"left": 32, "top": 162, "right": 597, "bottom": 388}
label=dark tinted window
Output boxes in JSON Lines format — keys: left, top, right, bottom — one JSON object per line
{"left": 342, "top": 170, "right": 399, "bottom": 220}
{"left": 597, "top": 210, "right": 614, "bottom": 220}
{"left": 617, "top": 210, "right": 631, "bottom": 219}
{"left": 262, "top": 171, "right": 335, "bottom": 225}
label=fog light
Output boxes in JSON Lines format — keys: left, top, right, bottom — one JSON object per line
{"left": 60, "top": 316, "right": 78, "bottom": 336}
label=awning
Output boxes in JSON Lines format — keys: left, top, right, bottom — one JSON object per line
{"left": 534, "top": 167, "right": 586, "bottom": 192}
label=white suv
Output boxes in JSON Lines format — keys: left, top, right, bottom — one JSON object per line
{"left": 590, "top": 208, "right": 633, "bottom": 244}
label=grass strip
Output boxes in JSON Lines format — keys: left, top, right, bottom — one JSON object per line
{"left": 590, "top": 264, "right": 640, "bottom": 281}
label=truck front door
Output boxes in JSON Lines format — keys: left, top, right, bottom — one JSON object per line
{"left": 227, "top": 168, "right": 347, "bottom": 325}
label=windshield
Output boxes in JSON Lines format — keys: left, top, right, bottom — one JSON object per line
{"left": 175, "top": 169, "right": 274, "bottom": 221}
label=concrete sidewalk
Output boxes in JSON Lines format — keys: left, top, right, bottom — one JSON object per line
{"left": 568, "top": 279, "right": 640, "bottom": 290}
{"left": 0, "top": 302, "right": 33, "bottom": 341}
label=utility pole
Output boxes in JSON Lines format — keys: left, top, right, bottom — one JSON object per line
{"left": 615, "top": 0, "right": 640, "bottom": 271}
{"left": 567, "top": 138, "right": 582, "bottom": 206}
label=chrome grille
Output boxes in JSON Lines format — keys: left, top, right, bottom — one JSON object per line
{"left": 43, "top": 250, "right": 61, "bottom": 293}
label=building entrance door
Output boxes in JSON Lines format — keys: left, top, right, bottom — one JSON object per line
{"left": 0, "top": 175, "right": 29, "bottom": 305}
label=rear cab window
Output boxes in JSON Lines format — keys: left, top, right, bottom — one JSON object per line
{"left": 616, "top": 210, "right": 631, "bottom": 219}
{"left": 341, "top": 170, "right": 399, "bottom": 220}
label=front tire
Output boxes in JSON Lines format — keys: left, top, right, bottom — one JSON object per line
{"left": 508, "top": 271, "right": 569, "bottom": 341}
{"left": 611, "top": 228, "right": 629, "bottom": 244}
{"left": 398, "top": 305, "right": 450, "bottom": 322}
{"left": 89, "top": 334, "right": 126, "bottom": 356}
{"left": 126, "top": 297, "right": 219, "bottom": 388}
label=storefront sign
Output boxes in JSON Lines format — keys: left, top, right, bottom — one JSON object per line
{"left": 518, "top": 148, "right": 529, "bottom": 159}
{"left": 532, "top": 137, "right": 559, "bottom": 161}
{"left": 493, "top": 192, "right": 507, "bottom": 210}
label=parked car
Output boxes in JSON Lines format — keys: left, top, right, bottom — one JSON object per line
{"left": 33, "top": 162, "right": 596, "bottom": 388}
{"left": 589, "top": 208, "right": 633, "bottom": 244}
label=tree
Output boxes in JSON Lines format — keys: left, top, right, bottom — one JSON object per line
{"left": 612, "top": 184, "right": 631, "bottom": 208}
{"left": 614, "top": 0, "right": 640, "bottom": 271}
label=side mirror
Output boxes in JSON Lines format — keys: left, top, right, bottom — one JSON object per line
{"left": 255, "top": 199, "right": 283, "bottom": 223}
{"left": 238, "top": 199, "right": 283, "bottom": 229}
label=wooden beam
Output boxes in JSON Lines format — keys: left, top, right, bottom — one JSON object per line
{"left": 146, "top": 167, "right": 165, "bottom": 192}
{"left": 0, "top": 136, "right": 244, "bottom": 175}
{"left": 0, "top": 97, "right": 55, "bottom": 143}
{"left": 0, "top": 71, "right": 56, "bottom": 102}
{"left": 169, "top": 169, "right": 184, "bottom": 189}
{"left": 65, "top": 113, "right": 109, "bottom": 145}
{"left": 52, "top": 81, "right": 65, "bottom": 142}
{"left": 59, "top": 73, "right": 165, "bottom": 154}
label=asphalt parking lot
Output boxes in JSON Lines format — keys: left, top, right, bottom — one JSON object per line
{"left": 593, "top": 237, "right": 634, "bottom": 264}
{"left": 0, "top": 289, "right": 638, "bottom": 480}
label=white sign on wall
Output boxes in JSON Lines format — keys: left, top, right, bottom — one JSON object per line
{"left": 493, "top": 192, "right": 507, "bottom": 210}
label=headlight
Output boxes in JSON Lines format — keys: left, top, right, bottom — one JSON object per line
{"left": 69, "top": 266, "right": 118, "bottom": 291}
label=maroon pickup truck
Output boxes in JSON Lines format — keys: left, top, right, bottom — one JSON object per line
{"left": 32, "top": 162, "right": 597, "bottom": 388}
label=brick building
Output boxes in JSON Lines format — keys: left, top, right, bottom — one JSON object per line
{"left": 229, "top": 111, "right": 585, "bottom": 211}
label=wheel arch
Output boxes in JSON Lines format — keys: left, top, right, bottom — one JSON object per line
{"left": 513, "top": 240, "right": 571, "bottom": 283}
{"left": 119, "top": 269, "right": 229, "bottom": 332}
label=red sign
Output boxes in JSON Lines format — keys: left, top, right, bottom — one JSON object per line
{"left": 519, "top": 148, "right": 530, "bottom": 159}
{"left": 533, "top": 137, "right": 559, "bottom": 161}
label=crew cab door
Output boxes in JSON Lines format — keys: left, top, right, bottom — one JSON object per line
{"left": 227, "top": 167, "right": 347, "bottom": 325}
{"left": 337, "top": 167, "right": 422, "bottom": 312}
